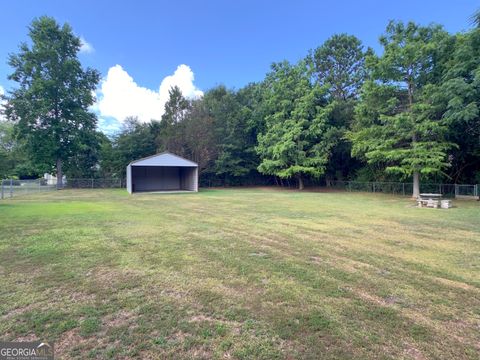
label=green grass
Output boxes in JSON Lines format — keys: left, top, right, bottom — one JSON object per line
{"left": 0, "top": 188, "right": 479, "bottom": 359}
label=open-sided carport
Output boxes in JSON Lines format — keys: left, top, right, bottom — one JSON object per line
{"left": 126, "top": 152, "right": 198, "bottom": 194}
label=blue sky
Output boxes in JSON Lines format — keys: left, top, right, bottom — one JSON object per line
{"left": 0, "top": 0, "right": 477, "bottom": 132}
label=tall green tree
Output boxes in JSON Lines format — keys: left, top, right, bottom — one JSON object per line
{"left": 110, "top": 117, "right": 157, "bottom": 178}
{"left": 311, "top": 34, "right": 370, "bottom": 183}
{"left": 203, "top": 86, "right": 243, "bottom": 181}
{"left": 430, "top": 28, "right": 480, "bottom": 182}
{"left": 213, "top": 83, "right": 267, "bottom": 184}
{"left": 470, "top": 9, "right": 480, "bottom": 28}
{"left": 156, "top": 86, "right": 190, "bottom": 153}
{"left": 181, "top": 105, "right": 216, "bottom": 171}
{"left": 312, "top": 34, "right": 369, "bottom": 101}
{"left": 162, "top": 85, "right": 189, "bottom": 124}
{"left": 349, "top": 21, "right": 452, "bottom": 197}
{"left": 5, "top": 16, "right": 100, "bottom": 188}
{"left": 256, "top": 61, "right": 337, "bottom": 189}
{"left": 207, "top": 85, "right": 262, "bottom": 184}
{"left": 0, "top": 121, "right": 18, "bottom": 178}
{"left": 64, "top": 130, "right": 104, "bottom": 178}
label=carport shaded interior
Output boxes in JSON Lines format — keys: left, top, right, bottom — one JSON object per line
{"left": 131, "top": 166, "right": 197, "bottom": 192}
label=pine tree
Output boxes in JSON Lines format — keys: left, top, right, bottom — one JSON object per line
{"left": 256, "top": 61, "right": 337, "bottom": 189}
{"left": 349, "top": 21, "right": 452, "bottom": 197}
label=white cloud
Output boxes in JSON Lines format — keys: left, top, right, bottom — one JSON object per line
{"left": 158, "top": 64, "right": 203, "bottom": 105}
{"left": 79, "top": 37, "right": 94, "bottom": 54}
{"left": 96, "top": 64, "right": 203, "bottom": 123}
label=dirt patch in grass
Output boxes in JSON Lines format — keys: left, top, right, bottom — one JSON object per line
{"left": 442, "top": 319, "right": 480, "bottom": 351}
{"left": 1, "top": 289, "right": 95, "bottom": 323}
{"left": 14, "top": 333, "right": 38, "bottom": 342}
{"left": 189, "top": 314, "right": 219, "bottom": 323}
{"left": 1, "top": 303, "right": 38, "bottom": 321}
{"left": 402, "top": 342, "right": 426, "bottom": 360}
{"left": 103, "top": 310, "right": 136, "bottom": 328}
{"left": 431, "top": 276, "right": 479, "bottom": 292}
{"left": 353, "top": 288, "right": 438, "bottom": 336}
{"left": 89, "top": 267, "right": 140, "bottom": 286}
{"left": 353, "top": 287, "right": 480, "bottom": 356}
{"left": 186, "top": 346, "right": 213, "bottom": 359}
{"left": 188, "top": 313, "right": 243, "bottom": 336}
{"left": 159, "top": 288, "right": 190, "bottom": 300}
{"left": 49, "top": 288, "right": 97, "bottom": 307}
{"left": 167, "top": 330, "right": 188, "bottom": 342}
{"left": 137, "top": 350, "right": 160, "bottom": 360}
{"left": 55, "top": 329, "right": 86, "bottom": 358}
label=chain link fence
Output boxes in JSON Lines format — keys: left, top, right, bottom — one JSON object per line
{"left": 0, "top": 178, "right": 124, "bottom": 199}
{"left": 329, "top": 181, "right": 478, "bottom": 199}
{"left": 0, "top": 179, "right": 56, "bottom": 199}
{"left": 1, "top": 178, "right": 478, "bottom": 200}
{"left": 65, "top": 178, "right": 124, "bottom": 189}
{"left": 455, "top": 184, "right": 479, "bottom": 199}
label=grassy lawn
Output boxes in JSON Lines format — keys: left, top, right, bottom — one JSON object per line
{"left": 0, "top": 188, "right": 479, "bottom": 359}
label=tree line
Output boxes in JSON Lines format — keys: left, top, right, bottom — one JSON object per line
{"left": 1, "top": 16, "right": 480, "bottom": 195}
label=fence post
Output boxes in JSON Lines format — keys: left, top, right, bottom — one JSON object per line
{"left": 1, "top": 179, "right": 3, "bottom": 199}
{"left": 455, "top": 184, "right": 459, "bottom": 198}
{"left": 373, "top": 182, "right": 376, "bottom": 193}
{"left": 402, "top": 183, "right": 405, "bottom": 196}
{"left": 91, "top": 178, "right": 94, "bottom": 189}
{"left": 10, "top": 179, "right": 13, "bottom": 198}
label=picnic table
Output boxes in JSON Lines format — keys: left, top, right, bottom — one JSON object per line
{"left": 417, "top": 193, "right": 451, "bottom": 208}
{"left": 419, "top": 193, "right": 442, "bottom": 200}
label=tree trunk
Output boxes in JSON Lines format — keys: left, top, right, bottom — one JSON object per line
{"left": 325, "top": 176, "right": 332, "bottom": 187}
{"left": 298, "top": 175, "right": 304, "bottom": 190}
{"left": 411, "top": 128, "right": 419, "bottom": 198}
{"left": 56, "top": 158, "right": 63, "bottom": 190}
{"left": 408, "top": 77, "right": 420, "bottom": 200}
{"left": 412, "top": 171, "right": 420, "bottom": 198}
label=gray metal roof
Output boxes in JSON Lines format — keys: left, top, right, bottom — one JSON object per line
{"left": 129, "top": 152, "right": 198, "bottom": 167}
